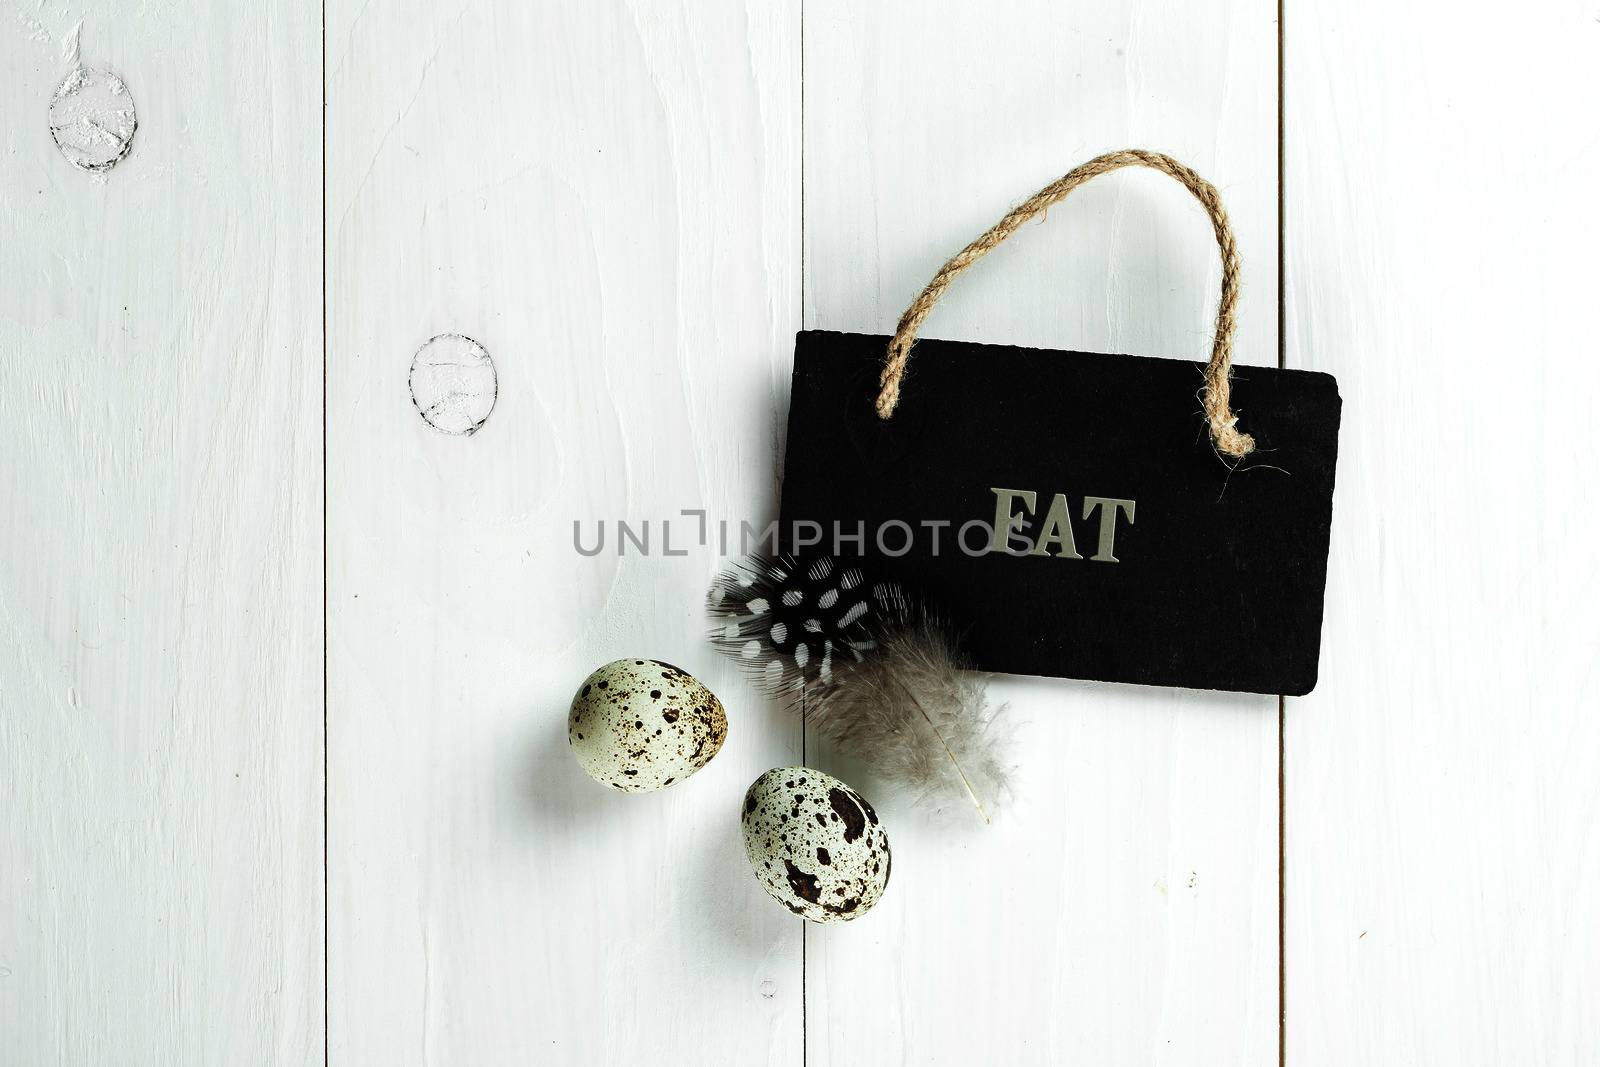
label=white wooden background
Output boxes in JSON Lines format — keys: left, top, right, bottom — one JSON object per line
{"left": 3, "top": 1, "right": 1596, "bottom": 1064}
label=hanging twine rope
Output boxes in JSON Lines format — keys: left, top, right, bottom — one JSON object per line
{"left": 876, "top": 149, "right": 1255, "bottom": 459}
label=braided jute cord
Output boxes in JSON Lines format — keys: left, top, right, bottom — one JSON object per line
{"left": 877, "top": 149, "right": 1255, "bottom": 459}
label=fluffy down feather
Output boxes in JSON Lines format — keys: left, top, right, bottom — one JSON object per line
{"left": 708, "top": 555, "right": 1009, "bottom": 822}
{"left": 806, "top": 618, "right": 1010, "bottom": 822}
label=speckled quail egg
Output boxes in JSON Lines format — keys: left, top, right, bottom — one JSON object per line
{"left": 741, "top": 767, "right": 891, "bottom": 922}
{"left": 568, "top": 659, "right": 728, "bottom": 792}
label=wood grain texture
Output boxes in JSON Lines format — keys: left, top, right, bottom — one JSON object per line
{"left": 11, "top": 2, "right": 1598, "bottom": 1062}
{"left": 325, "top": 1, "right": 802, "bottom": 1063}
{"left": 800, "top": 2, "right": 1281, "bottom": 1063}
{"left": 1284, "top": 2, "right": 1600, "bottom": 1062}
{"left": 0, "top": 3, "right": 323, "bottom": 1064}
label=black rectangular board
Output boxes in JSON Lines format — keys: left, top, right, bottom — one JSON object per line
{"left": 778, "top": 330, "right": 1342, "bottom": 696}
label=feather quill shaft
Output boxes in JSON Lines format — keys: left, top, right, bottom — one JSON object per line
{"left": 884, "top": 672, "right": 990, "bottom": 824}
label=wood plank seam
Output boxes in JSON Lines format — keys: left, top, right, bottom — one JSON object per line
{"left": 1278, "top": 3, "right": 1288, "bottom": 1067}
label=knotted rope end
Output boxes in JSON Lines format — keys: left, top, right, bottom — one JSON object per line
{"left": 1211, "top": 420, "right": 1255, "bottom": 460}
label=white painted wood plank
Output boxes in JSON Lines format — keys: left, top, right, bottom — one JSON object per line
{"left": 0, "top": 4, "right": 323, "bottom": 1064}
{"left": 325, "top": 2, "right": 802, "bottom": 1063}
{"left": 801, "top": 3, "right": 1281, "bottom": 1063}
{"left": 1284, "top": 2, "right": 1600, "bottom": 1063}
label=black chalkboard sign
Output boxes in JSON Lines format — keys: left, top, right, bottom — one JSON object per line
{"left": 778, "top": 152, "right": 1342, "bottom": 695}
{"left": 778, "top": 330, "right": 1342, "bottom": 695}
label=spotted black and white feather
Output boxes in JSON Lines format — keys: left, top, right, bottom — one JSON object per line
{"left": 708, "top": 554, "right": 1011, "bottom": 823}
{"left": 707, "top": 554, "right": 909, "bottom": 700}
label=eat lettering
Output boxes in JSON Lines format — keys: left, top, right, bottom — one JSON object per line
{"left": 988, "top": 487, "right": 1137, "bottom": 563}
